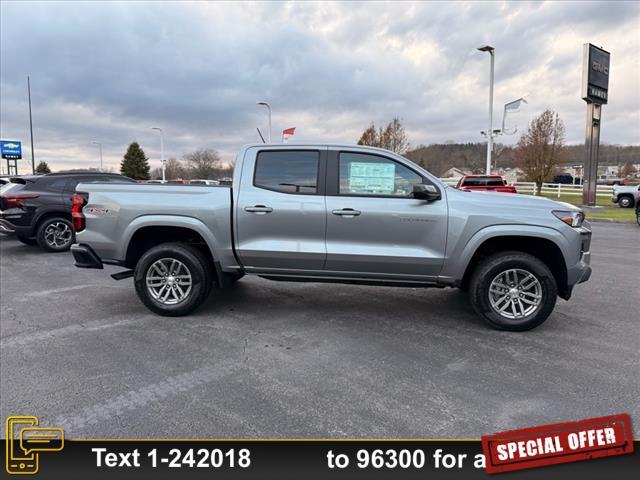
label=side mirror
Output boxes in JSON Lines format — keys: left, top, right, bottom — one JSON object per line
{"left": 413, "top": 183, "right": 441, "bottom": 201}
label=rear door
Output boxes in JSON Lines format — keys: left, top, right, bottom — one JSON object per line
{"left": 324, "top": 150, "right": 447, "bottom": 279}
{"left": 235, "top": 147, "right": 328, "bottom": 272}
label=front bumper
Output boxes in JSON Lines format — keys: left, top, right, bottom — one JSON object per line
{"left": 0, "top": 218, "right": 15, "bottom": 234}
{"left": 71, "top": 243, "right": 103, "bottom": 269}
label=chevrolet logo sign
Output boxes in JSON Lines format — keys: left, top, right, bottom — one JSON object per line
{"left": 4, "top": 143, "right": 19, "bottom": 149}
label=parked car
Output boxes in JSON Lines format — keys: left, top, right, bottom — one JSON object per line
{"left": 455, "top": 175, "right": 518, "bottom": 193}
{"left": 71, "top": 144, "right": 592, "bottom": 331}
{"left": 597, "top": 175, "right": 625, "bottom": 186}
{"left": 189, "top": 179, "right": 220, "bottom": 185}
{"left": 611, "top": 184, "right": 640, "bottom": 208}
{"left": 0, "top": 171, "right": 136, "bottom": 251}
{"left": 553, "top": 173, "right": 574, "bottom": 184}
{"left": 0, "top": 178, "right": 31, "bottom": 234}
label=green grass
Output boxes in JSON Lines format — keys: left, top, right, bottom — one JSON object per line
{"left": 533, "top": 191, "right": 636, "bottom": 223}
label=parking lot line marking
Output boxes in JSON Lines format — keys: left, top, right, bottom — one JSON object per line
{"left": 0, "top": 318, "right": 141, "bottom": 349}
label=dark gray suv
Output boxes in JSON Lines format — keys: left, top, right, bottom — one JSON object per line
{"left": 0, "top": 172, "right": 135, "bottom": 252}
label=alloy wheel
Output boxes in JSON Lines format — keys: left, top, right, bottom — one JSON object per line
{"left": 488, "top": 268, "right": 542, "bottom": 319}
{"left": 44, "top": 222, "right": 73, "bottom": 248}
{"left": 145, "top": 258, "right": 193, "bottom": 305}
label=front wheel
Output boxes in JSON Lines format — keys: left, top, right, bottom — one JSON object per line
{"left": 468, "top": 252, "right": 557, "bottom": 331}
{"left": 618, "top": 196, "right": 633, "bottom": 208}
{"left": 134, "top": 243, "right": 212, "bottom": 316}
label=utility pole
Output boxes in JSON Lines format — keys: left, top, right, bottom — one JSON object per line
{"left": 477, "top": 46, "right": 495, "bottom": 175}
{"left": 27, "top": 76, "right": 35, "bottom": 174}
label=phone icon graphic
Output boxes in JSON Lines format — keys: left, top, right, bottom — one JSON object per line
{"left": 6, "top": 416, "right": 39, "bottom": 475}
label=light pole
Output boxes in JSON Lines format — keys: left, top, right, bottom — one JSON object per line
{"left": 256, "top": 101, "right": 272, "bottom": 143}
{"left": 27, "top": 76, "right": 35, "bottom": 174}
{"left": 91, "top": 141, "right": 103, "bottom": 171}
{"left": 151, "top": 127, "right": 165, "bottom": 181}
{"left": 477, "top": 45, "right": 495, "bottom": 175}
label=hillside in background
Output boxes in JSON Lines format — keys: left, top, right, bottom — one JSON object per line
{"left": 405, "top": 143, "right": 640, "bottom": 177}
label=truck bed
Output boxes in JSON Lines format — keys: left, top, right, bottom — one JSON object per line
{"left": 75, "top": 183, "right": 236, "bottom": 266}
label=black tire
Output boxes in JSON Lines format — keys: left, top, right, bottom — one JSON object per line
{"left": 16, "top": 234, "right": 38, "bottom": 246}
{"left": 36, "top": 217, "right": 75, "bottom": 252}
{"left": 618, "top": 196, "right": 633, "bottom": 208}
{"left": 468, "top": 251, "right": 557, "bottom": 331}
{"left": 134, "top": 242, "right": 212, "bottom": 316}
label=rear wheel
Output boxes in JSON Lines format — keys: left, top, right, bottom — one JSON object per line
{"left": 16, "top": 234, "right": 38, "bottom": 246}
{"left": 134, "top": 243, "right": 212, "bottom": 316}
{"left": 36, "top": 217, "right": 75, "bottom": 252}
{"left": 468, "top": 251, "right": 557, "bottom": 331}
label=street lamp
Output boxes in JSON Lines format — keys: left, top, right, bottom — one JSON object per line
{"left": 477, "top": 45, "right": 495, "bottom": 175}
{"left": 91, "top": 141, "right": 103, "bottom": 171}
{"left": 151, "top": 127, "right": 165, "bottom": 182}
{"left": 256, "top": 101, "right": 272, "bottom": 143}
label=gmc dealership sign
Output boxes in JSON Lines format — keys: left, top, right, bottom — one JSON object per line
{"left": 582, "top": 43, "right": 610, "bottom": 104}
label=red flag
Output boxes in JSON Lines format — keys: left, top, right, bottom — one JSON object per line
{"left": 282, "top": 127, "right": 296, "bottom": 136}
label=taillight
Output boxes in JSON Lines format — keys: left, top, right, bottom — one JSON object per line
{"left": 71, "top": 193, "right": 88, "bottom": 231}
{"left": 1, "top": 193, "right": 39, "bottom": 208}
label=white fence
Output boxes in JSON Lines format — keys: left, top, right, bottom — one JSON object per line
{"left": 439, "top": 178, "right": 614, "bottom": 198}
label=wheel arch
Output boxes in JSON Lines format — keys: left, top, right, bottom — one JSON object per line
{"left": 450, "top": 226, "right": 571, "bottom": 300}
{"left": 122, "top": 217, "right": 224, "bottom": 286}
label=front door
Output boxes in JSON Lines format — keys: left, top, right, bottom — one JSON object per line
{"left": 235, "top": 148, "right": 327, "bottom": 272}
{"left": 324, "top": 150, "right": 447, "bottom": 280}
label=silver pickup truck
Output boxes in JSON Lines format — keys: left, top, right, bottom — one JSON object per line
{"left": 71, "top": 144, "right": 592, "bottom": 331}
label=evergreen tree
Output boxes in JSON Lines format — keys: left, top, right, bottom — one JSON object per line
{"left": 35, "top": 161, "right": 51, "bottom": 174}
{"left": 120, "top": 142, "right": 150, "bottom": 180}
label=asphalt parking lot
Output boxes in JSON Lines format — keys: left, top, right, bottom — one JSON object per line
{"left": 1, "top": 222, "right": 638, "bottom": 439}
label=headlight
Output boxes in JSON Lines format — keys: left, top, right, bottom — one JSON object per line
{"left": 552, "top": 210, "right": 585, "bottom": 227}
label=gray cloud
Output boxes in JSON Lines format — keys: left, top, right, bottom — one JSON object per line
{"left": 1, "top": 1, "right": 638, "bottom": 172}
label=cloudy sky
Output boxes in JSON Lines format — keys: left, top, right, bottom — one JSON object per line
{"left": 1, "top": 1, "right": 639, "bottom": 173}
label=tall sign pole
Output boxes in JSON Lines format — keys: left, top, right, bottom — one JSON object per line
{"left": 27, "top": 76, "right": 35, "bottom": 174}
{"left": 581, "top": 44, "right": 610, "bottom": 206}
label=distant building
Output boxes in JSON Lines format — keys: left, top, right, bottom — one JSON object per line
{"left": 441, "top": 167, "right": 469, "bottom": 179}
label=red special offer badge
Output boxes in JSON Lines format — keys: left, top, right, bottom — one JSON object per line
{"left": 481, "top": 413, "right": 634, "bottom": 474}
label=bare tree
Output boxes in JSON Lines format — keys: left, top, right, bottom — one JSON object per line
{"left": 357, "top": 123, "right": 378, "bottom": 147}
{"left": 183, "top": 149, "right": 223, "bottom": 179}
{"left": 515, "top": 110, "right": 566, "bottom": 194}
{"left": 382, "top": 117, "right": 410, "bottom": 154}
{"left": 356, "top": 118, "right": 409, "bottom": 154}
{"left": 164, "top": 158, "right": 187, "bottom": 180}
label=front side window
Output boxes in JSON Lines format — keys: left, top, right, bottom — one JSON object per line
{"left": 254, "top": 150, "right": 319, "bottom": 194}
{"left": 339, "top": 152, "right": 422, "bottom": 197}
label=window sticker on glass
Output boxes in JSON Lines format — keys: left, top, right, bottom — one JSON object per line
{"left": 348, "top": 162, "right": 396, "bottom": 194}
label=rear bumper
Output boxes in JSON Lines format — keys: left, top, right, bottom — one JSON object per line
{"left": 71, "top": 243, "right": 104, "bottom": 269}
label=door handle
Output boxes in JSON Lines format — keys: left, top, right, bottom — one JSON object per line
{"left": 332, "top": 208, "right": 361, "bottom": 217}
{"left": 244, "top": 205, "right": 273, "bottom": 214}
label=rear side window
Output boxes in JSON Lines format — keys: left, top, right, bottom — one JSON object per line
{"left": 38, "top": 177, "right": 68, "bottom": 192}
{"left": 254, "top": 151, "right": 319, "bottom": 194}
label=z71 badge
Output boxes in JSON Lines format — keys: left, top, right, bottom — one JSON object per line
{"left": 85, "top": 207, "right": 110, "bottom": 215}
